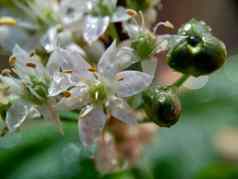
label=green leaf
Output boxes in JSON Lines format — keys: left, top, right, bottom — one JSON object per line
{"left": 0, "top": 121, "right": 100, "bottom": 179}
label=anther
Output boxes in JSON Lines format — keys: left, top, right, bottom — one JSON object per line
{"left": 0, "top": 17, "right": 16, "bottom": 26}
{"left": 26, "top": 62, "right": 36, "bottom": 68}
{"left": 127, "top": 9, "right": 138, "bottom": 17}
{"left": 9, "top": 56, "right": 16, "bottom": 66}
{"left": 88, "top": 66, "right": 97, "bottom": 73}
{"left": 63, "top": 91, "right": 71, "bottom": 98}
{"left": 1, "top": 69, "right": 11, "bottom": 76}
{"left": 63, "top": 69, "right": 73, "bottom": 74}
{"left": 115, "top": 74, "right": 124, "bottom": 81}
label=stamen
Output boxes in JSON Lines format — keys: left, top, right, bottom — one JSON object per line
{"left": 127, "top": 9, "right": 138, "bottom": 17}
{"left": 0, "top": 17, "right": 16, "bottom": 26}
{"left": 115, "top": 74, "right": 124, "bottom": 81}
{"left": 139, "top": 11, "right": 145, "bottom": 28}
{"left": 9, "top": 56, "right": 16, "bottom": 66}
{"left": 26, "top": 62, "right": 36, "bottom": 68}
{"left": 63, "top": 91, "right": 71, "bottom": 98}
{"left": 1, "top": 68, "right": 11, "bottom": 76}
{"left": 63, "top": 69, "right": 73, "bottom": 74}
{"left": 88, "top": 66, "right": 97, "bottom": 73}
{"left": 153, "top": 21, "right": 174, "bottom": 34}
{"left": 10, "top": 68, "right": 17, "bottom": 74}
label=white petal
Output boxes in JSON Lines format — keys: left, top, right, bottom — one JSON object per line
{"left": 0, "top": 76, "right": 23, "bottom": 95}
{"left": 12, "top": 45, "right": 29, "bottom": 64}
{"left": 5, "top": 100, "right": 31, "bottom": 132}
{"left": 38, "top": 103, "right": 63, "bottom": 133}
{"left": 40, "top": 27, "right": 58, "bottom": 52}
{"left": 13, "top": 46, "right": 47, "bottom": 79}
{"left": 79, "top": 105, "right": 106, "bottom": 147}
{"left": 111, "top": 7, "right": 130, "bottom": 23}
{"left": 108, "top": 96, "right": 137, "bottom": 125}
{"left": 56, "top": 83, "right": 90, "bottom": 111}
{"left": 83, "top": 41, "right": 105, "bottom": 63}
{"left": 48, "top": 72, "right": 75, "bottom": 97}
{"left": 141, "top": 58, "right": 157, "bottom": 77}
{"left": 47, "top": 48, "right": 93, "bottom": 80}
{"left": 122, "top": 22, "right": 141, "bottom": 38}
{"left": 97, "top": 41, "right": 117, "bottom": 77}
{"left": 83, "top": 16, "right": 110, "bottom": 44}
{"left": 115, "top": 71, "right": 153, "bottom": 97}
{"left": 183, "top": 76, "right": 209, "bottom": 90}
{"left": 98, "top": 41, "right": 136, "bottom": 78}
{"left": 156, "top": 34, "right": 187, "bottom": 53}
{"left": 116, "top": 47, "right": 137, "bottom": 69}
{"left": 27, "top": 56, "right": 48, "bottom": 78}
{"left": 59, "top": 0, "right": 86, "bottom": 25}
{"left": 66, "top": 43, "right": 86, "bottom": 58}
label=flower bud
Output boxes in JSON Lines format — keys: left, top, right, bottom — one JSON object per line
{"left": 167, "top": 19, "right": 227, "bottom": 77}
{"left": 131, "top": 32, "right": 157, "bottom": 60}
{"left": 143, "top": 87, "right": 182, "bottom": 127}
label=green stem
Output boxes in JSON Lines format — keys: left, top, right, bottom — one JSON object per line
{"left": 172, "top": 74, "right": 189, "bottom": 87}
{"left": 59, "top": 111, "right": 79, "bottom": 121}
{"left": 107, "top": 23, "right": 119, "bottom": 41}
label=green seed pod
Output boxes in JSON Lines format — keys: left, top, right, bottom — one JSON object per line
{"left": 143, "top": 87, "right": 182, "bottom": 127}
{"left": 167, "top": 19, "right": 227, "bottom": 77}
{"left": 131, "top": 32, "right": 157, "bottom": 60}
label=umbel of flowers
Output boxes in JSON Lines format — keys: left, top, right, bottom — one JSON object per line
{"left": 0, "top": 0, "right": 227, "bottom": 173}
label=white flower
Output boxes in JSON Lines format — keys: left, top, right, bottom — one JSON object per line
{"left": 0, "top": 45, "right": 75, "bottom": 132}
{"left": 55, "top": 41, "right": 153, "bottom": 146}
{"left": 40, "top": 25, "right": 85, "bottom": 54}
{"left": 59, "top": 0, "right": 131, "bottom": 44}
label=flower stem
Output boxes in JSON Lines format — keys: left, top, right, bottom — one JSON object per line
{"left": 172, "top": 74, "right": 189, "bottom": 87}
{"left": 107, "top": 24, "right": 119, "bottom": 41}
{"left": 59, "top": 111, "right": 79, "bottom": 121}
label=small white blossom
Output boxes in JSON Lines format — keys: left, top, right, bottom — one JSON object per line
{"left": 59, "top": 0, "right": 131, "bottom": 44}
{"left": 0, "top": 45, "right": 76, "bottom": 132}
{"left": 55, "top": 41, "right": 153, "bottom": 146}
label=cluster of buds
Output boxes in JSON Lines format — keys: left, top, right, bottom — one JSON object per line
{"left": 0, "top": 0, "right": 227, "bottom": 173}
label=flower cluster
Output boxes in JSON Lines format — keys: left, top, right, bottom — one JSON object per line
{"left": 0, "top": 0, "right": 227, "bottom": 173}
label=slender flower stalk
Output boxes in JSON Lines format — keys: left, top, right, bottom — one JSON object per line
{"left": 172, "top": 74, "right": 190, "bottom": 87}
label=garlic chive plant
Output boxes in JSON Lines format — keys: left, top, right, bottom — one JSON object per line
{"left": 0, "top": 0, "right": 227, "bottom": 173}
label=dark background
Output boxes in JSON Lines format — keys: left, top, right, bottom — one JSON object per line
{"left": 159, "top": 0, "right": 238, "bottom": 54}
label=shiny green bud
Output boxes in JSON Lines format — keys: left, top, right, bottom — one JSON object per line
{"left": 143, "top": 87, "right": 182, "bottom": 127}
{"left": 167, "top": 19, "right": 227, "bottom": 77}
